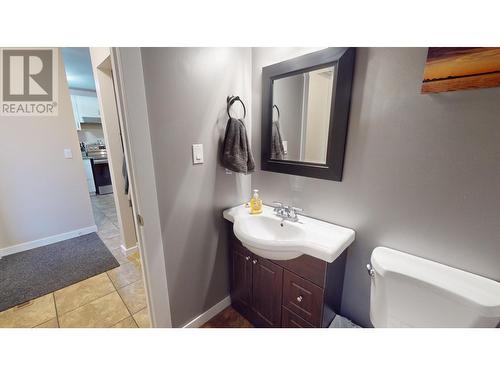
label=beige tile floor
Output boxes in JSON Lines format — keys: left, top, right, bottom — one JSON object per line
{"left": 0, "top": 194, "right": 150, "bottom": 328}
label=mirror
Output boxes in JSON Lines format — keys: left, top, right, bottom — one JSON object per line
{"left": 271, "top": 65, "right": 335, "bottom": 164}
{"left": 261, "top": 48, "right": 355, "bottom": 181}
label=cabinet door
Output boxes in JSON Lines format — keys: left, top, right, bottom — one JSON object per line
{"left": 77, "top": 95, "right": 100, "bottom": 118}
{"left": 252, "top": 256, "right": 283, "bottom": 327}
{"left": 230, "top": 245, "right": 252, "bottom": 307}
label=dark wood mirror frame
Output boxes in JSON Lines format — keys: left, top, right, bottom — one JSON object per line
{"left": 261, "top": 48, "right": 356, "bottom": 181}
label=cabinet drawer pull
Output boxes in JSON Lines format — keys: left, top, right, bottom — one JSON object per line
{"left": 296, "top": 295, "right": 303, "bottom": 303}
{"left": 252, "top": 259, "right": 258, "bottom": 264}
{"left": 245, "top": 256, "right": 250, "bottom": 261}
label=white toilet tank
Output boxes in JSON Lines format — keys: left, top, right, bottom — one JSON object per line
{"left": 369, "top": 247, "right": 500, "bottom": 328}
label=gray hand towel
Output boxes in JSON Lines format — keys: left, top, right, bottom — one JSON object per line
{"left": 222, "top": 118, "right": 255, "bottom": 174}
{"left": 271, "top": 120, "right": 285, "bottom": 160}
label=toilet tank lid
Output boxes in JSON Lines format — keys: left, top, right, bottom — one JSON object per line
{"left": 371, "top": 247, "right": 500, "bottom": 315}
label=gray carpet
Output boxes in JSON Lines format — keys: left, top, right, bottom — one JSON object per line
{"left": 0, "top": 233, "right": 119, "bottom": 312}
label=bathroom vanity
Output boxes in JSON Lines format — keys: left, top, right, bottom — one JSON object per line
{"left": 224, "top": 204, "right": 355, "bottom": 328}
{"left": 222, "top": 48, "right": 357, "bottom": 327}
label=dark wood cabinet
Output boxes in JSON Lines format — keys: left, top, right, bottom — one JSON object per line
{"left": 282, "top": 270, "right": 324, "bottom": 327}
{"left": 252, "top": 256, "right": 283, "bottom": 327}
{"left": 282, "top": 307, "right": 314, "bottom": 328}
{"left": 230, "top": 244, "right": 252, "bottom": 308}
{"left": 230, "top": 245, "right": 283, "bottom": 328}
{"left": 228, "top": 227, "right": 347, "bottom": 328}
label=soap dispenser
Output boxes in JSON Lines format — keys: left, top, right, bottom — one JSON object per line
{"left": 249, "top": 189, "right": 263, "bottom": 215}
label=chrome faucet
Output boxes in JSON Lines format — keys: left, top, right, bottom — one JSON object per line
{"left": 272, "top": 201, "right": 303, "bottom": 223}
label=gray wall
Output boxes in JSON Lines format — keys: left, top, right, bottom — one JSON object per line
{"left": 252, "top": 48, "right": 500, "bottom": 327}
{"left": 273, "top": 74, "right": 304, "bottom": 160}
{"left": 140, "top": 48, "right": 252, "bottom": 327}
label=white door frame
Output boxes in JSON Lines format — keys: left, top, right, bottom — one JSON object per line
{"left": 89, "top": 50, "right": 138, "bottom": 255}
{"left": 110, "top": 47, "right": 172, "bottom": 328}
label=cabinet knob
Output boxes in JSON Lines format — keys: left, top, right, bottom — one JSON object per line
{"left": 296, "top": 295, "right": 303, "bottom": 303}
{"left": 245, "top": 256, "right": 250, "bottom": 261}
{"left": 252, "top": 259, "right": 258, "bottom": 264}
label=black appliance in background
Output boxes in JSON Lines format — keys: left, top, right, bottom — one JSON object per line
{"left": 86, "top": 143, "right": 113, "bottom": 195}
{"left": 91, "top": 159, "right": 113, "bottom": 195}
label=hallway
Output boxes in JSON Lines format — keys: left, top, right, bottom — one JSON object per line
{"left": 0, "top": 194, "right": 149, "bottom": 328}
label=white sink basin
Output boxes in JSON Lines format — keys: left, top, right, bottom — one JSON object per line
{"left": 223, "top": 204, "right": 355, "bottom": 262}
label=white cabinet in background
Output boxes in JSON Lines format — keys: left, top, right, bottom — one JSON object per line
{"left": 70, "top": 93, "right": 101, "bottom": 130}
{"left": 83, "top": 158, "right": 96, "bottom": 195}
{"left": 77, "top": 95, "right": 100, "bottom": 119}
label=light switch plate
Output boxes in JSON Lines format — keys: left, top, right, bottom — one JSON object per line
{"left": 192, "top": 144, "right": 204, "bottom": 164}
{"left": 64, "top": 148, "right": 73, "bottom": 159}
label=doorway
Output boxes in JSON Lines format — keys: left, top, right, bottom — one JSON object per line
{"left": 0, "top": 47, "right": 150, "bottom": 328}
{"left": 62, "top": 48, "right": 128, "bottom": 260}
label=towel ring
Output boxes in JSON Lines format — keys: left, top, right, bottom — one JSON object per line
{"left": 273, "top": 104, "right": 280, "bottom": 120}
{"left": 227, "top": 95, "right": 246, "bottom": 119}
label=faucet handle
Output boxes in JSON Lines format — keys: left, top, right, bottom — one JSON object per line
{"left": 291, "top": 207, "right": 303, "bottom": 213}
{"left": 272, "top": 201, "right": 283, "bottom": 208}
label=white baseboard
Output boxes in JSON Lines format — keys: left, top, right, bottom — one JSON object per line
{"left": 183, "top": 296, "right": 231, "bottom": 328}
{"left": 0, "top": 225, "right": 98, "bottom": 258}
{"left": 120, "top": 243, "right": 138, "bottom": 256}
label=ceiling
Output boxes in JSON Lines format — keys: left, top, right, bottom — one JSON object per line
{"left": 61, "top": 48, "right": 96, "bottom": 91}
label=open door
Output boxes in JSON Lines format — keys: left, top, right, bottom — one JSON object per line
{"left": 91, "top": 48, "right": 172, "bottom": 328}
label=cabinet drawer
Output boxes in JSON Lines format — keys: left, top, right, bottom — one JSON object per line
{"left": 282, "top": 307, "right": 314, "bottom": 328}
{"left": 283, "top": 270, "right": 323, "bottom": 327}
{"left": 273, "top": 254, "right": 326, "bottom": 287}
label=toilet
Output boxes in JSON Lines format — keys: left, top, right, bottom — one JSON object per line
{"left": 368, "top": 247, "right": 500, "bottom": 328}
